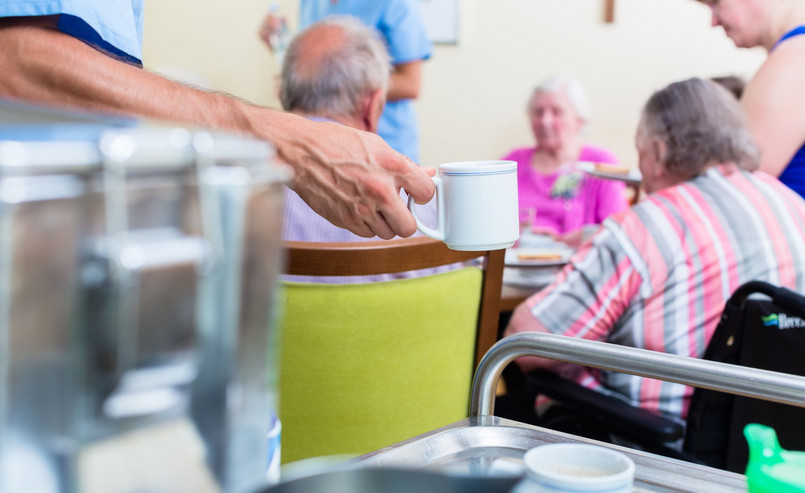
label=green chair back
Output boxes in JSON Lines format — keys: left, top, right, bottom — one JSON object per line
{"left": 276, "top": 237, "right": 505, "bottom": 465}
{"left": 279, "top": 267, "right": 482, "bottom": 463}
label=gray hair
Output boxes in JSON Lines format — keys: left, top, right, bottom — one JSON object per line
{"left": 528, "top": 75, "right": 592, "bottom": 133}
{"left": 641, "top": 77, "right": 759, "bottom": 178}
{"left": 280, "top": 16, "right": 391, "bottom": 117}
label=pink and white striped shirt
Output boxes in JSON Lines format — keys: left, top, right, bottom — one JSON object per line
{"left": 517, "top": 165, "right": 805, "bottom": 419}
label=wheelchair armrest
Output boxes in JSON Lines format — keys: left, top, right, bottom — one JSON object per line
{"left": 527, "top": 370, "right": 684, "bottom": 444}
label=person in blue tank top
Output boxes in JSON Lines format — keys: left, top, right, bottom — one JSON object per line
{"left": 259, "top": 0, "right": 432, "bottom": 164}
{"left": 699, "top": 0, "right": 805, "bottom": 198}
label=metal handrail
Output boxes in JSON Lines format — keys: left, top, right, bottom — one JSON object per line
{"left": 470, "top": 332, "right": 805, "bottom": 417}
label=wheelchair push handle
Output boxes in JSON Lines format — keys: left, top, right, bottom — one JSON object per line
{"left": 729, "top": 280, "right": 805, "bottom": 319}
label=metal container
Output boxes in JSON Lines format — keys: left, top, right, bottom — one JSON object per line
{"left": 0, "top": 105, "right": 289, "bottom": 493}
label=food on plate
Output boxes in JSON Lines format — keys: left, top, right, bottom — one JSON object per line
{"left": 594, "top": 163, "right": 631, "bottom": 174}
{"left": 517, "top": 250, "right": 565, "bottom": 261}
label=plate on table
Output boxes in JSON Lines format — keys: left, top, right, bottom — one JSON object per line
{"left": 505, "top": 247, "right": 572, "bottom": 268}
{"left": 576, "top": 161, "right": 642, "bottom": 185}
{"left": 517, "top": 231, "right": 561, "bottom": 249}
{"left": 503, "top": 267, "right": 559, "bottom": 289}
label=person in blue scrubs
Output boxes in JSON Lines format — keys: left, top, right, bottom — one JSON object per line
{"left": 260, "top": 0, "right": 432, "bottom": 163}
{"left": 701, "top": 0, "right": 805, "bottom": 198}
{"left": 0, "top": 1, "right": 435, "bottom": 240}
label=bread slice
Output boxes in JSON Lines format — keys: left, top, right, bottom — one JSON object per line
{"left": 517, "top": 250, "right": 565, "bottom": 260}
{"left": 594, "top": 163, "right": 630, "bottom": 174}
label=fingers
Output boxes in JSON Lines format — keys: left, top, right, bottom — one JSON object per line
{"left": 333, "top": 200, "right": 398, "bottom": 239}
{"left": 258, "top": 15, "right": 281, "bottom": 48}
{"left": 375, "top": 200, "right": 417, "bottom": 238}
{"left": 367, "top": 209, "right": 397, "bottom": 240}
{"left": 397, "top": 154, "right": 436, "bottom": 205}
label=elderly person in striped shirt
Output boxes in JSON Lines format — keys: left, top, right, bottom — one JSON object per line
{"left": 503, "top": 77, "right": 805, "bottom": 425}
{"left": 280, "top": 16, "right": 440, "bottom": 282}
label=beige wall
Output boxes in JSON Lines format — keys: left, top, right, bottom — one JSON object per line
{"left": 143, "top": 0, "right": 765, "bottom": 169}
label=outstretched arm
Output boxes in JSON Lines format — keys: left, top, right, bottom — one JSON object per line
{"left": 387, "top": 60, "right": 422, "bottom": 102}
{"left": 0, "top": 17, "right": 434, "bottom": 238}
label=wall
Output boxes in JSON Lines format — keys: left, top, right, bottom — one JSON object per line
{"left": 143, "top": 0, "right": 765, "bottom": 169}
{"left": 142, "top": 0, "right": 285, "bottom": 106}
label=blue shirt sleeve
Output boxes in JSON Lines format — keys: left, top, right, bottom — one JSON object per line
{"left": 378, "top": 0, "right": 432, "bottom": 64}
{"left": 0, "top": 0, "right": 144, "bottom": 64}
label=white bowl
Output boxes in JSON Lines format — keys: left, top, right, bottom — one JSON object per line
{"left": 513, "top": 443, "right": 635, "bottom": 492}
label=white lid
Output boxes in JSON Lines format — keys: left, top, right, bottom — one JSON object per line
{"left": 439, "top": 160, "right": 516, "bottom": 176}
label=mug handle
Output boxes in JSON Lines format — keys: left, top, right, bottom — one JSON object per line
{"left": 407, "top": 176, "right": 444, "bottom": 241}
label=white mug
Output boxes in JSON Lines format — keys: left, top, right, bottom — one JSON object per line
{"left": 408, "top": 160, "right": 519, "bottom": 251}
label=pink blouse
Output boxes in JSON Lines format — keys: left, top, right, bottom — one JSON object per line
{"left": 502, "top": 146, "right": 628, "bottom": 234}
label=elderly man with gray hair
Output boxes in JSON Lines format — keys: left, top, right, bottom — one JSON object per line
{"left": 280, "top": 16, "right": 390, "bottom": 136}
{"left": 279, "top": 16, "right": 440, "bottom": 282}
{"left": 281, "top": 16, "right": 393, "bottom": 245}
{"left": 502, "top": 78, "right": 805, "bottom": 425}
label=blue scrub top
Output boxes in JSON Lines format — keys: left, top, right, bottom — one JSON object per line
{"left": 300, "top": 0, "right": 432, "bottom": 163}
{"left": 0, "top": 0, "right": 144, "bottom": 65}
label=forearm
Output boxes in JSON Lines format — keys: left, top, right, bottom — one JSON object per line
{"left": 0, "top": 22, "right": 252, "bottom": 133}
{"left": 504, "top": 303, "right": 565, "bottom": 372}
{"left": 386, "top": 60, "right": 422, "bottom": 101}
{"left": 0, "top": 20, "right": 435, "bottom": 240}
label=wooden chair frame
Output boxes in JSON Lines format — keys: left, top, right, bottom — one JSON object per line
{"left": 282, "top": 236, "right": 505, "bottom": 366}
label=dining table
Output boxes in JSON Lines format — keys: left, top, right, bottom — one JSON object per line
{"left": 500, "top": 234, "right": 571, "bottom": 314}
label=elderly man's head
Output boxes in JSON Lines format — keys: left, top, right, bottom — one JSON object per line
{"left": 280, "top": 16, "right": 391, "bottom": 132}
{"left": 636, "top": 77, "right": 759, "bottom": 194}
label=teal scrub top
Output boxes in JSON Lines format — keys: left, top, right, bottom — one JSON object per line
{"left": 300, "top": 0, "right": 432, "bottom": 162}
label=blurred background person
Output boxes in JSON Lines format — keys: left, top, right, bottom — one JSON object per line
{"left": 280, "top": 16, "right": 441, "bottom": 282}
{"left": 502, "top": 75, "right": 628, "bottom": 247}
{"left": 702, "top": 0, "right": 805, "bottom": 198}
{"left": 260, "top": 0, "right": 431, "bottom": 164}
{"left": 500, "top": 78, "right": 805, "bottom": 426}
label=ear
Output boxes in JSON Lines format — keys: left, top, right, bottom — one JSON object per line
{"left": 649, "top": 137, "right": 667, "bottom": 180}
{"left": 361, "top": 88, "right": 386, "bottom": 133}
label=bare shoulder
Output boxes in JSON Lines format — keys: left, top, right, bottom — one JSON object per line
{"left": 743, "top": 42, "right": 805, "bottom": 113}
{"left": 741, "top": 39, "right": 805, "bottom": 176}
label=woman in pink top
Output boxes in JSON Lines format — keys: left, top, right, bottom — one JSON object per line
{"left": 502, "top": 76, "right": 628, "bottom": 246}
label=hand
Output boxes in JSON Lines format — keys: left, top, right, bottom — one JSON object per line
{"left": 262, "top": 113, "right": 436, "bottom": 239}
{"left": 258, "top": 14, "right": 285, "bottom": 52}
{"left": 556, "top": 229, "right": 585, "bottom": 249}
{"left": 557, "top": 225, "right": 599, "bottom": 249}
{"left": 529, "top": 225, "right": 559, "bottom": 239}
{"left": 0, "top": 21, "right": 433, "bottom": 240}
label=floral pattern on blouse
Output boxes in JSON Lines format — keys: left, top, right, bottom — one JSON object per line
{"left": 550, "top": 170, "right": 584, "bottom": 199}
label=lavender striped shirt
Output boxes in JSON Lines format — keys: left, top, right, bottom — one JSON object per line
{"left": 517, "top": 165, "right": 805, "bottom": 419}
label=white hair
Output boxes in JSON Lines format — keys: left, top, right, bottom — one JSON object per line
{"left": 280, "top": 16, "right": 391, "bottom": 118}
{"left": 528, "top": 75, "right": 592, "bottom": 135}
